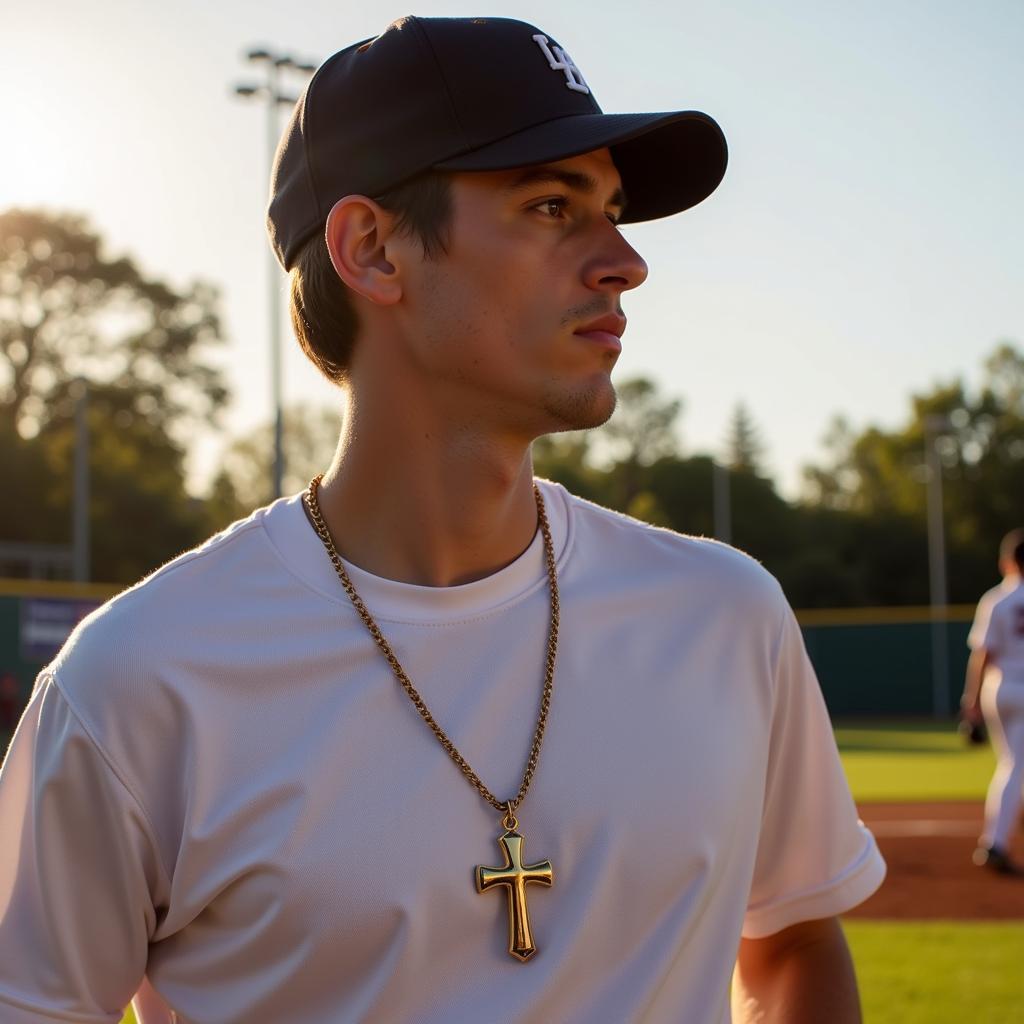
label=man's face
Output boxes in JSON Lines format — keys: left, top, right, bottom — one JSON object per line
{"left": 394, "top": 147, "right": 648, "bottom": 438}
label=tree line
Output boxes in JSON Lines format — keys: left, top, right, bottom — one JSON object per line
{"left": 3, "top": 209, "right": 1020, "bottom": 607}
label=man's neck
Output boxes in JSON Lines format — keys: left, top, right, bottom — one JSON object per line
{"left": 312, "top": 395, "right": 541, "bottom": 588}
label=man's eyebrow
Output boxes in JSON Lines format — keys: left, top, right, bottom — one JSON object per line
{"left": 503, "top": 167, "right": 627, "bottom": 211}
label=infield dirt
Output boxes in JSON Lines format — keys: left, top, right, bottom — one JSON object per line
{"left": 851, "top": 802, "right": 1024, "bottom": 920}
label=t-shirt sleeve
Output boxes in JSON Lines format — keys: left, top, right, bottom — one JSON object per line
{"left": 742, "top": 605, "right": 886, "bottom": 939}
{"left": 0, "top": 673, "right": 166, "bottom": 1022}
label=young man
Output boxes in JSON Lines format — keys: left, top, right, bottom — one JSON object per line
{"left": 0, "top": 16, "right": 884, "bottom": 1023}
{"left": 962, "top": 528, "right": 1024, "bottom": 874}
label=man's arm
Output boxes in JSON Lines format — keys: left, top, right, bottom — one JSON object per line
{"left": 960, "top": 647, "right": 990, "bottom": 723}
{"left": 732, "top": 916, "right": 861, "bottom": 1024}
{"left": 0, "top": 677, "right": 156, "bottom": 1019}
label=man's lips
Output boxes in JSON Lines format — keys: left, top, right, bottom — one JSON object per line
{"left": 573, "top": 314, "right": 626, "bottom": 352}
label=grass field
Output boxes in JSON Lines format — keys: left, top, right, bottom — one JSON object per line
{"left": 847, "top": 921, "right": 1024, "bottom": 1023}
{"left": 835, "top": 719, "right": 995, "bottom": 801}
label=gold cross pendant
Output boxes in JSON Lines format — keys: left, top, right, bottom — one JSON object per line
{"left": 476, "top": 807, "right": 553, "bottom": 961}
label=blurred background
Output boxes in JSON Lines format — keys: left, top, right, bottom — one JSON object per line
{"left": 2, "top": 2, "right": 1023, "bottom": 1020}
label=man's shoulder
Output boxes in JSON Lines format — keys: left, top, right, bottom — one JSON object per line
{"left": 552, "top": 481, "right": 785, "bottom": 610}
{"left": 49, "top": 503, "right": 285, "bottom": 691}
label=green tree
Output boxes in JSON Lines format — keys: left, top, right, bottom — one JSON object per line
{"left": 725, "top": 402, "right": 765, "bottom": 475}
{"left": 0, "top": 210, "right": 231, "bottom": 583}
{"left": 635, "top": 455, "right": 711, "bottom": 534}
{"left": 594, "top": 376, "right": 682, "bottom": 508}
{"left": 531, "top": 432, "right": 606, "bottom": 503}
{"left": 597, "top": 377, "right": 682, "bottom": 467}
{"left": 625, "top": 490, "right": 672, "bottom": 527}
{"left": 800, "top": 342, "right": 1024, "bottom": 603}
{"left": 40, "top": 385, "right": 210, "bottom": 582}
{"left": 1, "top": 382, "right": 212, "bottom": 583}
{"left": 532, "top": 379, "right": 803, "bottom": 586}
{"left": 0, "top": 209, "right": 227, "bottom": 441}
{"left": 0, "top": 411, "right": 61, "bottom": 559}
{"left": 211, "top": 404, "right": 345, "bottom": 518}
{"left": 802, "top": 416, "right": 858, "bottom": 510}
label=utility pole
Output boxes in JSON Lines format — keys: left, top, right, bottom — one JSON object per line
{"left": 234, "top": 48, "right": 317, "bottom": 499}
{"left": 924, "top": 414, "right": 951, "bottom": 717}
{"left": 71, "top": 378, "right": 90, "bottom": 582}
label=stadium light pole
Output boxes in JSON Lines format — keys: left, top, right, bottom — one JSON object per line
{"left": 924, "top": 414, "right": 951, "bottom": 718}
{"left": 233, "top": 48, "right": 317, "bottom": 500}
{"left": 71, "top": 378, "right": 90, "bottom": 582}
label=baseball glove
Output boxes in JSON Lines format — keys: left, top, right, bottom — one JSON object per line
{"left": 958, "top": 716, "right": 988, "bottom": 746}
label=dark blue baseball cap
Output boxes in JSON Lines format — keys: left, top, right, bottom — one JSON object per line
{"left": 267, "top": 15, "right": 728, "bottom": 270}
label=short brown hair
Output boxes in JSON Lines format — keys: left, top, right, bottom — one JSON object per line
{"left": 1000, "top": 528, "right": 1024, "bottom": 570}
{"left": 288, "top": 171, "right": 453, "bottom": 386}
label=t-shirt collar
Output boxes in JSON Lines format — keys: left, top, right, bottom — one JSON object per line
{"left": 260, "top": 478, "right": 572, "bottom": 624}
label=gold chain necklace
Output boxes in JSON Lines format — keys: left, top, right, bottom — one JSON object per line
{"left": 304, "top": 475, "right": 559, "bottom": 961}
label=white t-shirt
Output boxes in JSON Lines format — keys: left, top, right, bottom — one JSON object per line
{"left": 975, "top": 579, "right": 1024, "bottom": 682}
{"left": 0, "top": 481, "right": 884, "bottom": 1024}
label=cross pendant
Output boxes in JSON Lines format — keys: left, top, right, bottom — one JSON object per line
{"left": 476, "top": 828, "right": 553, "bottom": 961}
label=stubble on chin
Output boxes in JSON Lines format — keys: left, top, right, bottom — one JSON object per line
{"left": 540, "top": 376, "right": 618, "bottom": 433}
{"left": 546, "top": 299, "right": 623, "bottom": 431}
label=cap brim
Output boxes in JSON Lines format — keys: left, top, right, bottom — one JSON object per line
{"left": 433, "top": 110, "right": 727, "bottom": 222}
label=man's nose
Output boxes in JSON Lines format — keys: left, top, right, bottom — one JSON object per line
{"left": 582, "top": 224, "right": 649, "bottom": 294}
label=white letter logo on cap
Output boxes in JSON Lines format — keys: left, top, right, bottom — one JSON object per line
{"left": 532, "top": 34, "right": 590, "bottom": 94}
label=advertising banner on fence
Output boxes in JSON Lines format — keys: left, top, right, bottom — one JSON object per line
{"left": 19, "top": 597, "right": 104, "bottom": 663}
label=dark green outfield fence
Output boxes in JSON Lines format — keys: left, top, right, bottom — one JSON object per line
{"left": 0, "top": 580, "right": 976, "bottom": 728}
{"left": 797, "top": 606, "right": 973, "bottom": 717}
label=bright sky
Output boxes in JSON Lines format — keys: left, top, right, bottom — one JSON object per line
{"left": 4, "top": 0, "right": 1022, "bottom": 497}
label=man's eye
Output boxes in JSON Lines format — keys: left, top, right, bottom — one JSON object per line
{"left": 536, "top": 198, "right": 567, "bottom": 218}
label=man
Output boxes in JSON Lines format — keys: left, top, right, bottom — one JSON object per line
{"left": 0, "top": 16, "right": 884, "bottom": 1023}
{"left": 962, "top": 528, "right": 1024, "bottom": 875}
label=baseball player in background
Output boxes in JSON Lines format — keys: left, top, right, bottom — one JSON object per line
{"left": 0, "top": 16, "right": 885, "bottom": 1023}
{"left": 962, "top": 528, "right": 1024, "bottom": 875}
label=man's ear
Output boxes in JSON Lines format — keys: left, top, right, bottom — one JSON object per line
{"left": 324, "top": 197, "right": 402, "bottom": 305}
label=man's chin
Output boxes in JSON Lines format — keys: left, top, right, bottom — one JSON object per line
{"left": 541, "top": 380, "right": 617, "bottom": 432}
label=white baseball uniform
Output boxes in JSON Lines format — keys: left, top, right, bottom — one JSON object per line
{"left": 970, "top": 576, "right": 1024, "bottom": 851}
